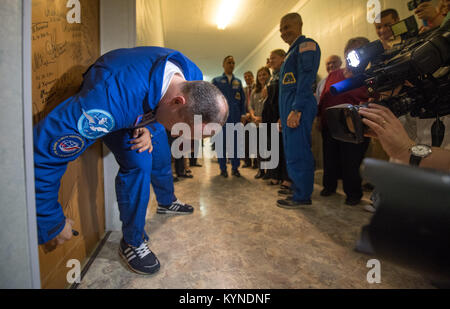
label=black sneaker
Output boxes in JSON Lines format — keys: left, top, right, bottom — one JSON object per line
{"left": 278, "top": 189, "right": 293, "bottom": 196}
{"left": 119, "top": 238, "right": 160, "bottom": 275}
{"left": 320, "top": 189, "right": 336, "bottom": 197}
{"left": 220, "top": 170, "right": 228, "bottom": 178}
{"left": 157, "top": 199, "right": 194, "bottom": 215}
{"left": 277, "top": 198, "right": 312, "bottom": 209}
{"left": 232, "top": 170, "right": 241, "bottom": 177}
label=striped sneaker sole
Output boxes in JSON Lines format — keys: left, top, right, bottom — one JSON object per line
{"left": 157, "top": 207, "right": 193, "bottom": 215}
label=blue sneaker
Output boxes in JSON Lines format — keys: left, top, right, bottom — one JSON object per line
{"left": 119, "top": 238, "right": 160, "bottom": 275}
{"left": 157, "top": 199, "right": 194, "bottom": 215}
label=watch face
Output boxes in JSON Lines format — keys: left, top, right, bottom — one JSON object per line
{"left": 412, "top": 145, "right": 432, "bottom": 157}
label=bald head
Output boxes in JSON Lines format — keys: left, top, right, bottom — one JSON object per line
{"left": 325, "top": 55, "right": 342, "bottom": 74}
{"left": 281, "top": 12, "right": 303, "bottom": 25}
{"left": 280, "top": 12, "right": 303, "bottom": 46}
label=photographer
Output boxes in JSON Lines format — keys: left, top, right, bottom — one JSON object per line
{"left": 359, "top": 104, "right": 450, "bottom": 172}
{"left": 317, "top": 37, "right": 371, "bottom": 206}
{"left": 415, "top": 0, "right": 448, "bottom": 32}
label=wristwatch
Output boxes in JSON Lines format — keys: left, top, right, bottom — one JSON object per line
{"left": 409, "top": 144, "right": 432, "bottom": 166}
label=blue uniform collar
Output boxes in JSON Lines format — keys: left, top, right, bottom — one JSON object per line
{"left": 222, "top": 72, "right": 236, "bottom": 82}
{"left": 288, "top": 35, "right": 306, "bottom": 53}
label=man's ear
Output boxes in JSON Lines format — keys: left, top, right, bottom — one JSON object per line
{"left": 171, "top": 95, "right": 187, "bottom": 106}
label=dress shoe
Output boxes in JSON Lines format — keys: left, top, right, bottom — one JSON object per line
{"left": 277, "top": 198, "right": 312, "bottom": 209}
{"left": 177, "top": 174, "right": 193, "bottom": 179}
{"left": 320, "top": 189, "right": 336, "bottom": 197}
{"left": 255, "top": 170, "right": 265, "bottom": 179}
{"left": 262, "top": 173, "right": 271, "bottom": 180}
{"left": 278, "top": 189, "right": 293, "bottom": 196}
{"left": 345, "top": 197, "right": 361, "bottom": 206}
{"left": 220, "top": 170, "right": 228, "bottom": 178}
{"left": 232, "top": 170, "right": 241, "bottom": 177}
{"left": 268, "top": 180, "right": 282, "bottom": 186}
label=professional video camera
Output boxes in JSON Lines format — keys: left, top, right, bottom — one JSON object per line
{"left": 407, "top": 0, "right": 431, "bottom": 11}
{"left": 326, "top": 16, "right": 450, "bottom": 144}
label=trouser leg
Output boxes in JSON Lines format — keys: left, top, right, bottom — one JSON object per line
{"left": 218, "top": 126, "right": 228, "bottom": 171}
{"left": 244, "top": 129, "right": 251, "bottom": 165}
{"left": 103, "top": 129, "right": 152, "bottom": 247}
{"left": 148, "top": 125, "right": 176, "bottom": 206}
{"left": 174, "top": 158, "right": 185, "bottom": 176}
{"left": 279, "top": 134, "right": 290, "bottom": 182}
{"left": 321, "top": 129, "right": 340, "bottom": 192}
{"left": 284, "top": 113, "right": 315, "bottom": 202}
{"left": 340, "top": 138, "right": 370, "bottom": 200}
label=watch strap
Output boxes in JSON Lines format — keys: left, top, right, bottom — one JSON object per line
{"left": 409, "top": 154, "right": 422, "bottom": 166}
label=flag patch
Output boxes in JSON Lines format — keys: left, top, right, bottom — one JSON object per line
{"left": 299, "top": 41, "right": 317, "bottom": 53}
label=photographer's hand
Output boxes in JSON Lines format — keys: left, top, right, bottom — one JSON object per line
{"left": 358, "top": 104, "right": 413, "bottom": 162}
{"left": 359, "top": 104, "right": 450, "bottom": 171}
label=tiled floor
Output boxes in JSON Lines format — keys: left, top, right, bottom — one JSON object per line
{"left": 78, "top": 158, "right": 432, "bottom": 289}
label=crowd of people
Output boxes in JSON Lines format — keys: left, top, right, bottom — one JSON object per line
{"left": 175, "top": 2, "right": 449, "bottom": 212}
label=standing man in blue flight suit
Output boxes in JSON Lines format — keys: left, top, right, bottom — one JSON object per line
{"left": 276, "top": 13, "right": 321, "bottom": 209}
{"left": 34, "top": 47, "right": 229, "bottom": 275}
{"left": 212, "top": 56, "right": 247, "bottom": 178}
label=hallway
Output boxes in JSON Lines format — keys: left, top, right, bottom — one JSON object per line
{"left": 78, "top": 157, "right": 432, "bottom": 289}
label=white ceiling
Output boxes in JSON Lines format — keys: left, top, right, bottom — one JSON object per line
{"left": 160, "top": 0, "right": 300, "bottom": 80}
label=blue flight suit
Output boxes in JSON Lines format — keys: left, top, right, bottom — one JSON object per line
{"left": 212, "top": 74, "right": 246, "bottom": 171}
{"left": 279, "top": 36, "right": 321, "bottom": 202}
{"left": 34, "top": 47, "right": 203, "bottom": 246}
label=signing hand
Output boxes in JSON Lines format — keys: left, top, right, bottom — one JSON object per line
{"left": 130, "top": 127, "right": 153, "bottom": 153}
{"left": 287, "top": 111, "right": 302, "bottom": 128}
{"left": 358, "top": 104, "right": 413, "bottom": 161}
{"left": 43, "top": 218, "right": 75, "bottom": 252}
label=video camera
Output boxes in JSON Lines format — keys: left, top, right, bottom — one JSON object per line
{"left": 407, "top": 0, "right": 431, "bottom": 11}
{"left": 326, "top": 17, "right": 450, "bottom": 144}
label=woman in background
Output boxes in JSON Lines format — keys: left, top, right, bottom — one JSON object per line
{"left": 249, "top": 67, "right": 271, "bottom": 179}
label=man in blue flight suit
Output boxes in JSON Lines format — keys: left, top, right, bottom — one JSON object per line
{"left": 34, "top": 47, "right": 229, "bottom": 275}
{"left": 276, "top": 13, "right": 321, "bottom": 209}
{"left": 212, "top": 56, "right": 247, "bottom": 178}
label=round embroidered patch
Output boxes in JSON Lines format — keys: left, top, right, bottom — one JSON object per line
{"left": 77, "top": 109, "right": 115, "bottom": 139}
{"left": 52, "top": 135, "right": 85, "bottom": 158}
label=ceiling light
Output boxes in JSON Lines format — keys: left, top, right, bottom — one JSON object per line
{"left": 216, "top": 0, "right": 240, "bottom": 30}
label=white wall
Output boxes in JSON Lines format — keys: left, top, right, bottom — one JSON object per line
{"left": 136, "top": 0, "right": 165, "bottom": 47}
{"left": 236, "top": 0, "right": 438, "bottom": 80}
{"left": 101, "top": 0, "right": 165, "bottom": 231}
{"left": 0, "top": 0, "right": 40, "bottom": 288}
{"left": 101, "top": 0, "right": 137, "bottom": 231}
